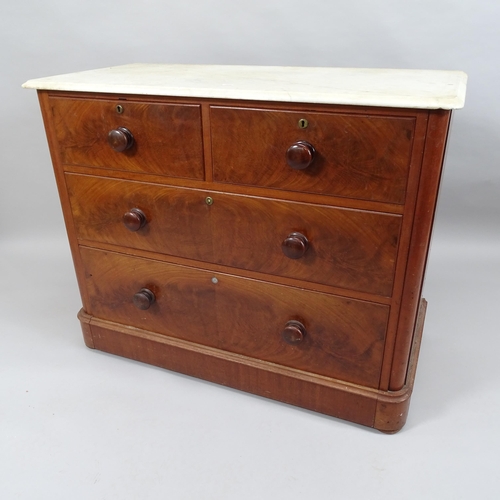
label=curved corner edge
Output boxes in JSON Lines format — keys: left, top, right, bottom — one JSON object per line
{"left": 77, "top": 308, "right": 95, "bottom": 349}
{"left": 374, "top": 385, "right": 413, "bottom": 433}
{"left": 374, "top": 298, "right": 427, "bottom": 433}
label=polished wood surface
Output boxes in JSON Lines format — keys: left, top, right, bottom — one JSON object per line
{"left": 34, "top": 82, "right": 456, "bottom": 431}
{"left": 210, "top": 192, "right": 401, "bottom": 296}
{"left": 80, "top": 247, "right": 389, "bottom": 388}
{"left": 211, "top": 106, "right": 415, "bottom": 204}
{"left": 286, "top": 141, "right": 316, "bottom": 170}
{"left": 132, "top": 288, "right": 156, "bottom": 310}
{"left": 282, "top": 320, "right": 307, "bottom": 345}
{"left": 65, "top": 173, "right": 215, "bottom": 263}
{"left": 108, "top": 127, "right": 134, "bottom": 152}
{"left": 374, "top": 299, "right": 427, "bottom": 432}
{"left": 389, "top": 110, "right": 452, "bottom": 390}
{"left": 79, "top": 309, "right": 380, "bottom": 428}
{"left": 123, "top": 208, "right": 147, "bottom": 232}
{"left": 281, "top": 232, "right": 309, "bottom": 259}
{"left": 49, "top": 96, "right": 205, "bottom": 179}
{"left": 66, "top": 173, "right": 401, "bottom": 296}
{"left": 77, "top": 297, "right": 427, "bottom": 433}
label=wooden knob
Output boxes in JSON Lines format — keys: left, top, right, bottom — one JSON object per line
{"left": 282, "top": 232, "right": 309, "bottom": 259}
{"left": 286, "top": 141, "right": 315, "bottom": 170}
{"left": 133, "top": 288, "right": 156, "bottom": 310}
{"left": 123, "top": 208, "right": 147, "bottom": 232}
{"left": 282, "top": 320, "right": 306, "bottom": 345}
{"left": 108, "top": 127, "right": 134, "bottom": 152}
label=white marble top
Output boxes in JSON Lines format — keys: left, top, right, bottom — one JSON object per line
{"left": 23, "top": 64, "right": 467, "bottom": 110}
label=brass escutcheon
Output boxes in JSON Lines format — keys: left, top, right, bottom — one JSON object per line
{"left": 298, "top": 118, "right": 308, "bottom": 129}
{"left": 116, "top": 104, "right": 124, "bottom": 114}
{"left": 205, "top": 196, "right": 214, "bottom": 205}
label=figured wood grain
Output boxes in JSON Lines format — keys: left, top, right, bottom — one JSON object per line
{"left": 211, "top": 106, "right": 416, "bottom": 204}
{"left": 78, "top": 238, "right": 393, "bottom": 305}
{"left": 67, "top": 173, "right": 401, "bottom": 297}
{"left": 49, "top": 96, "right": 204, "bottom": 179}
{"left": 211, "top": 192, "right": 401, "bottom": 297}
{"left": 65, "top": 173, "right": 215, "bottom": 262}
{"left": 80, "top": 247, "right": 389, "bottom": 388}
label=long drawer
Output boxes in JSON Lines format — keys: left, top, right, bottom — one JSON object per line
{"left": 80, "top": 247, "right": 389, "bottom": 388}
{"left": 67, "top": 174, "right": 401, "bottom": 296}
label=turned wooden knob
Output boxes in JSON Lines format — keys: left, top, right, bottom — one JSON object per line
{"left": 282, "top": 232, "right": 309, "bottom": 259}
{"left": 282, "top": 320, "right": 306, "bottom": 345}
{"left": 108, "top": 127, "right": 134, "bottom": 152}
{"left": 286, "top": 141, "right": 315, "bottom": 170}
{"left": 123, "top": 208, "right": 147, "bottom": 232}
{"left": 133, "top": 288, "right": 156, "bottom": 310}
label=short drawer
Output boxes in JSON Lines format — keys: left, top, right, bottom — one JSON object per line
{"left": 80, "top": 247, "right": 389, "bottom": 388}
{"left": 211, "top": 106, "right": 415, "bottom": 204}
{"left": 49, "top": 96, "right": 204, "bottom": 179}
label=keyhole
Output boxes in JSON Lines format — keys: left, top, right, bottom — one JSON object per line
{"left": 298, "top": 118, "right": 308, "bottom": 129}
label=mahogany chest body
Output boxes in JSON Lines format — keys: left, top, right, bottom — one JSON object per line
{"left": 24, "top": 65, "right": 466, "bottom": 432}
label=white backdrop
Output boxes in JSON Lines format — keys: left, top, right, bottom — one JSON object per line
{"left": 1, "top": 1, "right": 499, "bottom": 498}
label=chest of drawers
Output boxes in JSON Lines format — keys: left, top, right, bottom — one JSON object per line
{"left": 24, "top": 65, "right": 466, "bottom": 432}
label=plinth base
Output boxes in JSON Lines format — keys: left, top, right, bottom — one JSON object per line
{"left": 78, "top": 299, "right": 427, "bottom": 433}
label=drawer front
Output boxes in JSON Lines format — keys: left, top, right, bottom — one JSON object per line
{"left": 211, "top": 193, "right": 401, "bottom": 297}
{"left": 67, "top": 174, "right": 401, "bottom": 297}
{"left": 66, "top": 173, "right": 214, "bottom": 262}
{"left": 211, "top": 106, "right": 415, "bottom": 204}
{"left": 81, "top": 248, "right": 389, "bottom": 388}
{"left": 49, "top": 96, "right": 204, "bottom": 179}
